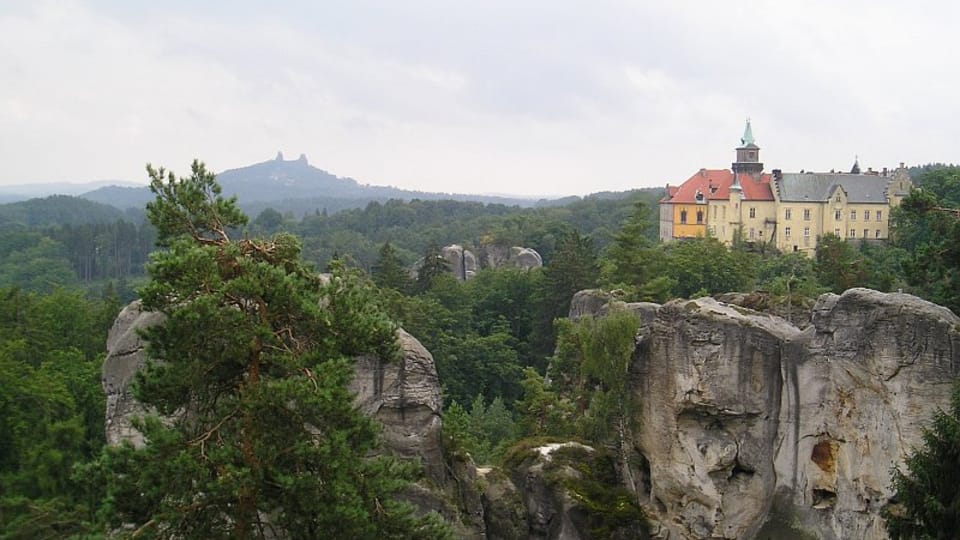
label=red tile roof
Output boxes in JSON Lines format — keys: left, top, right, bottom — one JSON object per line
{"left": 660, "top": 185, "right": 680, "bottom": 203}
{"left": 664, "top": 169, "right": 774, "bottom": 203}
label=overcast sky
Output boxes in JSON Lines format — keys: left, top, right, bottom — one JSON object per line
{"left": 1, "top": 1, "right": 957, "bottom": 196}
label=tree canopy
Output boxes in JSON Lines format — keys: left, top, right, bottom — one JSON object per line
{"left": 98, "top": 161, "right": 448, "bottom": 539}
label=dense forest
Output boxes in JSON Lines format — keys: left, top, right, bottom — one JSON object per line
{"left": 1, "top": 164, "right": 959, "bottom": 537}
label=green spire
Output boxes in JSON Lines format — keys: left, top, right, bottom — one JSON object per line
{"left": 740, "top": 118, "right": 755, "bottom": 147}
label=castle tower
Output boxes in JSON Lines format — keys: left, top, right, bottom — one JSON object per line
{"left": 732, "top": 119, "right": 764, "bottom": 178}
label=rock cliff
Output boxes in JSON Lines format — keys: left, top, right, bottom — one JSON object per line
{"left": 103, "top": 301, "right": 447, "bottom": 482}
{"left": 104, "top": 287, "right": 960, "bottom": 539}
{"left": 425, "top": 244, "right": 544, "bottom": 282}
{"left": 574, "top": 288, "right": 960, "bottom": 540}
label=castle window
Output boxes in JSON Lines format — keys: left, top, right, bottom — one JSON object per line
{"left": 864, "top": 229, "right": 870, "bottom": 239}
{"left": 876, "top": 229, "right": 881, "bottom": 238}
{"left": 749, "top": 207, "right": 756, "bottom": 218}
{"left": 834, "top": 228, "right": 841, "bottom": 237}
{"left": 696, "top": 210, "right": 704, "bottom": 224}
{"left": 785, "top": 227, "right": 792, "bottom": 237}
{"left": 804, "top": 227, "right": 811, "bottom": 237}
{"left": 849, "top": 229, "right": 856, "bottom": 238}
{"left": 864, "top": 210, "right": 870, "bottom": 221}
{"left": 749, "top": 228, "right": 755, "bottom": 239}
{"left": 785, "top": 208, "right": 792, "bottom": 220}
{"left": 803, "top": 209, "right": 811, "bottom": 221}
{"left": 835, "top": 210, "right": 841, "bottom": 221}
{"left": 876, "top": 211, "right": 882, "bottom": 221}
{"left": 680, "top": 210, "right": 687, "bottom": 224}
{"left": 850, "top": 210, "right": 857, "bottom": 220}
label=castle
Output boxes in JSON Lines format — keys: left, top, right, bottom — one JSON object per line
{"left": 658, "top": 121, "right": 913, "bottom": 255}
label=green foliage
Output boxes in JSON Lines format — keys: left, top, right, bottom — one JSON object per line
{"left": 0, "top": 286, "right": 111, "bottom": 538}
{"left": 814, "top": 234, "right": 870, "bottom": 293}
{"left": 0, "top": 236, "right": 78, "bottom": 292}
{"left": 884, "top": 384, "right": 960, "bottom": 539}
{"left": 913, "top": 165, "right": 960, "bottom": 207}
{"left": 99, "top": 161, "right": 448, "bottom": 539}
{"left": 891, "top": 186, "right": 960, "bottom": 313}
{"left": 532, "top": 229, "right": 599, "bottom": 360}
{"left": 372, "top": 242, "right": 413, "bottom": 293}
{"left": 414, "top": 245, "right": 451, "bottom": 294}
{"left": 499, "top": 441, "right": 648, "bottom": 539}
{"left": 661, "top": 237, "right": 747, "bottom": 298}
{"left": 600, "top": 200, "right": 661, "bottom": 299}
{"left": 250, "top": 207, "right": 286, "bottom": 235}
{"left": 514, "top": 367, "right": 577, "bottom": 438}
{"left": 145, "top": 160, "right": 249, "bottom": 247}
{"left": 547, "top": 309, "right": 640, "bottom": 442}
{"left": 550, "top": 446, "right": 648, "bottom": 539}
{"left": 441, "top": 395, "right": 518, "bottom": 465}
{"left": 0, "top": 194, "right": 126, "bottom": 228}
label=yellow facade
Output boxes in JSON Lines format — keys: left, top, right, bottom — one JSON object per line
{"left": 706, "top": 198, "right": 777, "bottom": 245}
{"left": 672, "top": 203, "right": 708, "bottom": 238}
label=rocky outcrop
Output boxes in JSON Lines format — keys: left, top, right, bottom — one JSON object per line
{"left": 103, "top": 302, "right": 447, "bottom": 484}
{"left": 488, "top": 442, "right": 649, "bottom": 540}
{"left": 424, "top": 244, "right": 544, "bottom": 282}
{"left": 441, "top": 244, "right": 479, "bottom": 281}
{"left": 479, "top": 245, "right": 543, "bottom": 271}
{"left": 574, "top": 288, "right": 960, "bottom": 539}
{"left": 102, "top": 301, "right": 164, "bottom": 447}
{"left": 105, "top": 286, "right": 960, "bottom": 539}
{"left": 348, "top": 329, "right": 446, "bottom": 485}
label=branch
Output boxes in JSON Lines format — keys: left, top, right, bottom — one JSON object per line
{"left": 187, "top": 410, "right": 238, "bottom": 447}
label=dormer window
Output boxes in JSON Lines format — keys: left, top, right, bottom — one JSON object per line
{"left": 695, "top": 190, "right": 705, "bottom": 202}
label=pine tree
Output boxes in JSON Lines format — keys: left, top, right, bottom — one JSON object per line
{"left": 371, "top": 242, "right": 412, "bottom": 293}
{"left": 414, "top": 244, "right": 449, "bottom": 294}
{"left": 601, "top": 200, "right": 659, "bottom": 296}
{"left": 99, "top": 161, "right": 449, "bottom": 539}
{"left": 884, "top": 385, "right": 960, "bottom": 539}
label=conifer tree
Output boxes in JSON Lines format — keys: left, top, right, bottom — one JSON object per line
{"left": 372, "top": 242, "right": 412, "bottom": 293}
{"left": 99, "top": 161, "right": 448, "bottom": 539}
{"left": 602, "top": 201, "right": 656, "bottom": 288}
{"left": 414, "top": 244, "right": 449, "bottom": 294}
{"left": 884, "top": 385, "right": 960, "bottom": 539}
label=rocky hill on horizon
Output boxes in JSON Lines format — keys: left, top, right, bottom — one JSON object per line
{"left": 78, "top": 153, "right": 549, "bottom": 214}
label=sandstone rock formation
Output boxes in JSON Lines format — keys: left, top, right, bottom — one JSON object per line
{"left": 479, "top": 244, "right": 543, "bottom": 271}
{"left": 576, "top": 288, "right": 960, "bottom": 540}
{"left": 102, "top": 301, "right": 164, "bottom": 447}
{"left": 482, "top": 441, "right": 648, "bottom": 540}
{"left": 441, "top": 244, "right": 479, "bottom": 281}
{"left": 348, "top": 329, "right": 446, "bottom": 485}
{"left": 104, "top": 286, "right": 959, "bottom": 540}
{"left": 422, "top": 244, "right": 543, "bottom": 282}
{"left": 103, "top": 302, "right": 447, "bottom": 484}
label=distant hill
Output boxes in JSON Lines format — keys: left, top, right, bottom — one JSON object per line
{"left": 0, "top": 195, "right": 129, "bottom": 228}
{"left": 0, "top": 180, "right": 140, "bottom": 204}
{"left": 79, "top": 185, "right": 155, "bottom": 210}
{"left": 81, "top": 154, "right": 541, "bottom": 214}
